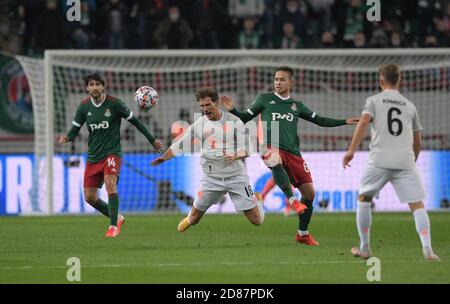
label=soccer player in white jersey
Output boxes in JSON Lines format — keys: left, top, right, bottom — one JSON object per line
{"left": 151, "top": 87, "right": 264, "bottom": 232}
{"left": 343, "top": 64, "right": 439, "bottom": 261}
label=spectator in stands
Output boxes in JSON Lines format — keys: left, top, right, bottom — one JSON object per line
{"left": 423, "top": 34, "right": 439, "bottom": 47}
{"left": 140, "top": 0, "right": 168, "bottom": 49}
{"left": 308, "top": 0, "right": 334, "bottom": 47}
{"left": 69, "top": 1, "right": 95, "bottom": 49}
{"left": 228, "top": 0, "right": 265, "bottom": 21}
{"left": 34, "top": 0, "right": 66, "bottom": 54}
{"left": 278, "top": 22, "right": 304, "bottom": 49}
{"left": 237, "top": 17, "right": 262, "bottom": 49}
{"left": 0, "top": 3, "right": 22, "bottom": 53}
{"left": 416, "top": 0, "right": 443, "bottom": 46}
{"left": 278, "top": 0, "right": 312, "bottom": 48}
{"left": 433, "top": 2, "right": 450, "bottom": 46}
{"left": 193, "top": 0, "right": 221, "bottom": 48}
{"left": 260, "top": 0, "right": 280, "bottom": 48}
{"left": 154, "top": 5, "right": 194, "bottom": 49}
{"left": 319, "top": 31, "right": 336, "bottom": 48}
{"left": 336, "top": 0, "right": 367, "bottom": 48}
{"left": 99, "top": 0, "right": 129, "bottom": 49}
{"left": 389, "top": 31, "right": 405, "bottom": 48}
{"left": 353, "top": 31, "right": 367, "bottom": 48}
{"left": 369, "top": 23, "right": 389, "bottom": 48}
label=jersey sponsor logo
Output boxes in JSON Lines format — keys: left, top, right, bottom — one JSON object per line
{"left": 87, "top": 111, "right": 92, "bottom": 116}
{"left": 89, "top": 121, "right": 109, "bottom": 131}
{"left": 270, "top": 100, "right": 276, "bottom": 104}
{"left": 271, "top": 112, "right": 294, "bottom": 122}
{"left": 291, "top": 103, "right": 297, "bottom": 111}
{"left": 104, "top": 108, "right": 111, "bottom": 117}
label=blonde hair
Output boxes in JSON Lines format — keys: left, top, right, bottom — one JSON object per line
{"left": 379, "top": 64, "right": 401, "bottom": 85}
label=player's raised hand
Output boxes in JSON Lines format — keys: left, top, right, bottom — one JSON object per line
{"left": 150, "top": 156, "right": 165, "bottom": 166}
{"left": 224, "top": 154, "right": 236, "bottom": 162}
{"left": 57, "top": 135, "right": 69, "bottom": 144}
{"left": 219, "top": 95, "right": 234, "bottom": 111}
{"left": 342, "top": 151, "right": 354, "bottom": 169}
{"left": 225, "top": 150, "right": 247, "bottom": 162}
{"left": 152, "top": 140, "right": 165, "bottom": 153}
{"left": 346, "top": 117, "right": 360, "bottom": 125}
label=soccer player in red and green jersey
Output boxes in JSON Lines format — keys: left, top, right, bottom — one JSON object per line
{"left": 58, "top": 74, "right": 163, "bottom": 237}
{"left": 221, "top": 66, "right": 359, "bottom": 246}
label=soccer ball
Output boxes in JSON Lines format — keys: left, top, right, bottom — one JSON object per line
{"left": 134, "top": 86, "right": 159, "bottom": 111}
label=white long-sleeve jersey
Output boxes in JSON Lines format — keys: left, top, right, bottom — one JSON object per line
{"left": 170, "top": 111, "right": 249, "bottom": 178}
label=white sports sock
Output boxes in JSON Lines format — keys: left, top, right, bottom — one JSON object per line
{"left": 257, "top": 201, "right": 265, "bottom": 224}
{"left": 298, "top": 230, "right": 308, "bottom": 236}
{"left": 187, "top": 210, "right": 193, "bottom": 225}
{"left": 356, "top": 202, "right": 372, "bottom": 251}
{"left": 288, "top": 197, "right": 296, "bottom": 206}
{"left": 413, "top": 208, "right": 431, "bottom": 248}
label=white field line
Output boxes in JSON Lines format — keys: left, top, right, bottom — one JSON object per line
{"left": 0, "top": 259, "right": 434, "bottom": 270}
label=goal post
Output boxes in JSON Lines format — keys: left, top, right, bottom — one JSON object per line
{"left": 15, "top": 49, "right": 450, "bottom": 215}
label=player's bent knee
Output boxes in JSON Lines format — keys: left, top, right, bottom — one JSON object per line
{"left": 303, "top": 194, "right": 315, "bottom": 202}
{"left": 85, "top": 195, "right": 98, "bottom": 205}
{"left": 358, "top": 195, "right": 372, "bottom": 202}
{"left": 263, "top": 152, "right": 283, "bottom": 168}
{"left": 105, "top": 183, "right": 117, "bottom": 194}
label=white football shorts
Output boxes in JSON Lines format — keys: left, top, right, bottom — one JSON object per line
{"left": 358, "top": 163, "right": 426, "bottom": 203}
{"left": 193, "top": 174, "right": 256, "bottom": 212}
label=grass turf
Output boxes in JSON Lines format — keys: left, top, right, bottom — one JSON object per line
{"left": 0, "top": 212, "right": 449, "bottom": 283}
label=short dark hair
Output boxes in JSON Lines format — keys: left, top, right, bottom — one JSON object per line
{"left": 195, "top": 87, "right": 219, "bottom": 102}
{"left": 275, "top": 66, "right": 294, "bottom": 78}
{"left": 84, "top": 73, "right": 105, "bottom": 87}
{"left": 379, "top": 64, "right": 401, "bottom": 85}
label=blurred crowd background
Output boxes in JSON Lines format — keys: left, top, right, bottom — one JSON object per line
{"left": 0, "top": 0, "right": 449, "bottom": 56}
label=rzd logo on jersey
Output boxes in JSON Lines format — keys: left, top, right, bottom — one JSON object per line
{"left": 271, "top": 113, "right": 294, "bottom": 122}
{"left": 89, "top": 121, "right": 109, "bottom": 131}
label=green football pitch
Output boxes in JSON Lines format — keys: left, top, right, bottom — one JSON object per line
{"left": 1, "top": 213, "right": 449, "bottom": 284}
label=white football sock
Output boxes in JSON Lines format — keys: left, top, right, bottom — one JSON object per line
{"left": 298, "top": 230, "right": 308, "bottom": 236}
{"left": 357, "top": 202, "right": 372, "bottom": 251}
{"left": 413, "top": 208, "right": 431, "bottom": 248}
{"left": 187, "top": 210, "right": 193, "bottom": 225}
{"left": 257, "top": 201, "right": 265, "bottom": 224}
{"left": 288, "top": 197, "right": 296, "bottom": 206}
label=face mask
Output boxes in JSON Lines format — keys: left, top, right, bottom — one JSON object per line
{"left": 287, "top": 3, "right": 298, "bottom": 13}
{"left": 169, "top": 12, "right": 180, "bottom": 22}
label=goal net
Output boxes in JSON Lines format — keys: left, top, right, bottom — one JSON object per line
{"left": 16, "top": 49, "right": 450, "bottom": 214}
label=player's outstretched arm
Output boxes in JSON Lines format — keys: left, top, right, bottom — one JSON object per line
{"left": 150, "top": 148, "right": 175, "bottom": 166}
{"left": 220, "top": 95, "right": 260, "bottom": 124}
{"left": 57, "top": 135, "right": 69, "bottom": 144}
{"left": 128, "top": 116, "right": 164, "bottom": 153}
{"left": 345, "top": 117, "right": 360, "bottom": 125}
{"left": 343, "top": 113, "right": 371, "bottom": 169}
{"left": 299, "top": 102, "right": 359, "bottom": 127}
{"left": 220, "top": 95, "right": 235, "bottom": 111}
{"left": 58, "top": 123, "right": 82, "bottom": 144}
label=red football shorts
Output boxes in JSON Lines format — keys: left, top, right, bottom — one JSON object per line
{"left": 262, "top": 147, "right": 313, "bottom": 188}
{"left": 84, "top": 154, "right": 121, "bottom": 188}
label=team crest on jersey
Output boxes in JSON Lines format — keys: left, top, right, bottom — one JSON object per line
{"left": 270, "top": 100, "right": 276, "bottom": 104}
{"left": 87, "top": 111, "right": 92, "bottom": 116}
{"left": 291, "top": 103, "right": 297, "bottom": 111}
{"left": 104, "top": 109, "right": 111, "bottom": 117}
